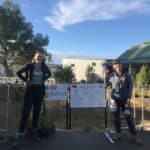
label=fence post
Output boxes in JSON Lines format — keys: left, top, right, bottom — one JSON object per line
{"left": 6, "top": 83, "right": 10, "bottom": 138}
{"left": 66, "top": 84, "right": 71, "bottom": 130}
{"left": 133, "top": 85, "right": 136, "bottom": 125}
{"left": 141, "top": 85, "right": 144, "bottom": 130}
{"left": 0, "top": 83, "right": 10, "bottom": 143}
{"left": 68, "top": 85, "right": 71, "bottom": 130}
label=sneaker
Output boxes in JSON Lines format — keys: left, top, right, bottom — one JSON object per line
{"left": 12, "top": 139, "right": 24, "bottom": 149}
{"left": 12, "top": 132, "right": 25, "bottom": 149}
{"left": 32, "top": 129, "right": 40, "bottom": 142}
{"left": 112, "top": 133, "right": 122, "bottom": 141}
{"left": 131, "top": 136, "right": 142, "bottom": 145}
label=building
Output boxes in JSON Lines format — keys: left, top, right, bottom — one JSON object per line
{"left": 118, "top": 42, "right": 150, "bottom": 77}
{"left": 62, "top": 58, "right": 106, "bottom": 82}
{"left": 46, "top": 63, "right": 61, "bottom": 84}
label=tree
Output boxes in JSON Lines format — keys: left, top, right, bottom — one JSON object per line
{"left": 85, "top": 65, "right": 93, "bottom": 82}
{"left": 136, "top": 65, "right": 150, "bottom": 85}
{"left": 85, "top": 65, "right": 98, "bottom": 83}
{"left": 0, "top": 0, "right": 49, "bottom": 76}
{"left": 85, "top": 65, "right": 103, "bottom": 83}
{"left": 54, "top": 65, "right": 75, "bottom": 83}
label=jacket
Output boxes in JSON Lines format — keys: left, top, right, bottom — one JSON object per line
{"left": 108, "top": 72, "right": 132, "bottom": 103}
{"left": 16, "top": 63, "right": 51, "bottom": 94}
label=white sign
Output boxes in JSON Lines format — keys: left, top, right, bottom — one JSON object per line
{"left": 45, "top": 84, "right": 68, "bottom": 101}
{"left": 70, "top": 83, "right": 106, "bottom": 108}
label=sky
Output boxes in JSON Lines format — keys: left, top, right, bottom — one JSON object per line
{"left": 1, "top": 0, "right": 150, "bottom": 63}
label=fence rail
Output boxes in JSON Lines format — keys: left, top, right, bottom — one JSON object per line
{"left": 0, "top": 77, "right": 22, "bottom": 84}
{"left": 105, "top": 84, "right": 150, "bottom": 133}
{"left": 0, "top": 83, "right": 149, "bottom": 143}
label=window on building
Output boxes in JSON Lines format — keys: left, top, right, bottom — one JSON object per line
{"left": 92, "top": 62, "right": 96, "bottom": 66}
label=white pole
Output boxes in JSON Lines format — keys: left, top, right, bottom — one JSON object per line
{"left": 6, "top": 83, "right": 10, "bottom": 139}
{"left": 133, "top": 86, "right": 136, "bottom": 125}
{"left": 141, "top": 85, "right": 144, "bottom": 129}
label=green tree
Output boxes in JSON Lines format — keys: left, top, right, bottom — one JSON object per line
{"left": 0, "top": 0, "right": 49, "bottom": 76}
{"left": 85, "top": 65, "right": 103, "bottom": 83}
{"left": 136, "top": 65, "right": 150, "bottom": 85}
{"left": 54, "top": 65, "right": 75, "bottom": 83}
{"left": 85, "top": 65, "right": 93, "bottom": 82}
{"left": 85, "top": 65, "right": 97, "bottom": 83}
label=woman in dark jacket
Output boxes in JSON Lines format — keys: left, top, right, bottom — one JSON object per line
{"left": 13, "top": 52, "right": 51, "bottom": 147}
{"left": 108, "top": 60, "right": 141, "bottom": 145}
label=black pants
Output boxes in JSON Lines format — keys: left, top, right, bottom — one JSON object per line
{"left": 19, "top": 85, "right": 44, "bottom": 133}
{"left": 113, "top": 102, "right": 136, "bottom": 136}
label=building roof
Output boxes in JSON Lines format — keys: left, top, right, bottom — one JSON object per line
{"left": 118, "top": 42, "right": 150, "bottom": 63}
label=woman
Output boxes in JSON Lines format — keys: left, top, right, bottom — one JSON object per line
{"left": 13, "top": 51, "right": 51, "bottom": 147}
{"left": 108, "top": 60, "right": 141, "bottom": 145}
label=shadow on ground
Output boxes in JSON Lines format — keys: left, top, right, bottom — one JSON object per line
{"left": 0, "top": 130, "right": 149, "bottom": 150}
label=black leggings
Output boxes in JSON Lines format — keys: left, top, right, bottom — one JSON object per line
{"left": 19, "top": 85, "right": 44, "bottom": 133}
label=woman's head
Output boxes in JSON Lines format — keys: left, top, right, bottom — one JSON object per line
{"left": 112, "top": 59, "right": 122, "bottom": 73}
{"left": 31, "top": 51, "right": 45, "bottom": 65}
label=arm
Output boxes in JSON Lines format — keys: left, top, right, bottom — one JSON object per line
{"left": 16, "top": 64, "right": 29, "bottom": 82}
{"left": 43, "top": 65, "right": 51, "bottom": 81}
{"left": 105, "top": 73, "right": 113, "bottom": 89}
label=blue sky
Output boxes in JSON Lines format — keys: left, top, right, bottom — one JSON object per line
{"left": 1, "top": 0, "right": 150, "bottom": 63}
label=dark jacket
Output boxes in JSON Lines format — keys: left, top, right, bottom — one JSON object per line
{"left": 108, "top": 72, "right": 132, "bottom": 103}
{"left": 105, "top": 72, "right": 113, "bottom": 88}
{"left": 16, "top": 63, "right": 51, "bottom": 94}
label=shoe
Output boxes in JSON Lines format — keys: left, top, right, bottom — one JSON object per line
{"left": 131, "top": 136, "right": 142, "bottom": 145}
{"left": 32, "top": 129, "right": 40, "bottom": 142}
{"left": 12, "top": 132, "right": 25, "bottom": 149}
{"left": 12, "top": 139, "right": 24, "bottom": 149}
{"left": 112, "top": 133, "right": 122, "bottom": 141}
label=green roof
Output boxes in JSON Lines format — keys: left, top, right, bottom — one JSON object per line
{"left": 118, "top": 42, "right": 150, "bottom": 63}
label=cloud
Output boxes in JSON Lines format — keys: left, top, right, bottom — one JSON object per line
{"left": 44, "top": 0, "right": 150, "bottom": 31}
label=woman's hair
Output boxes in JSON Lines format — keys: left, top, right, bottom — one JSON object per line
{"left": 112, "top": 59, "right": 121, "bottom": 65}
{"left": 31, "top": 51, "right": 45, "bottom": 65}
{"left": 105, "top": 66, "right": 113, "bottom": 73}
{"left": 112, "top": 59, "right": 122, "bottom": 71}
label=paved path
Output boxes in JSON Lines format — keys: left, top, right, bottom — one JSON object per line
{"left": 0, "top": 131, "right": 149, "bottom": 150}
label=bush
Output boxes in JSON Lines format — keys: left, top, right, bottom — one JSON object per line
{"left": 136, "top": 65, "right": 150, "bottom": 85}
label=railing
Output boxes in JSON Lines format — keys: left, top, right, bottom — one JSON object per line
{"left": 0, "top": 83, "right": 149, "bottom": 143}
{"left": 0, "top": 77, "right": 22, "bottom": 84}
{"left": 105, "top": 84, "right": 150, "bottom": 132}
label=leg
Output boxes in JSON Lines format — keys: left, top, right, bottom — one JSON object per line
{"left": 32, "top": 86, "right": 43, "bottom": 129}
{"left": 32, "top": 86, "right": 43, "bottom": 141}
{"left": 12, "top": 87, "right": 34, "bottom": 148}
{"left": 18, "top": 87, "right": 34, "bottom": 133}
{"left": 122, "top": 104, "right": 142, "bottom": 145}
{"left": 113, "top": 105, "right": 121, "bottom": 134}
{"left": 122, "top": 104, "right": 136, "bottom": 135}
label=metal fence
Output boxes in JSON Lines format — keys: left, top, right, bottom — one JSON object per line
{"left": 0, "top": 84, "right": 11, "bottom": 143}
{"left": 0, "top": 83, "right": 149, "bottom": 143}
{"left": 0, "top": 83, "right": 67, "bottom": 143}
{"left": 0, "top": 77, "right": 22, "bottom": 84}
{"left": 105, "top": 84, "right": 150, "bottom": 143}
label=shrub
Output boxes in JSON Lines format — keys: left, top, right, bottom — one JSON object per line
{"left": 136, "top": 65, "right": 150, "bottom": 85}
